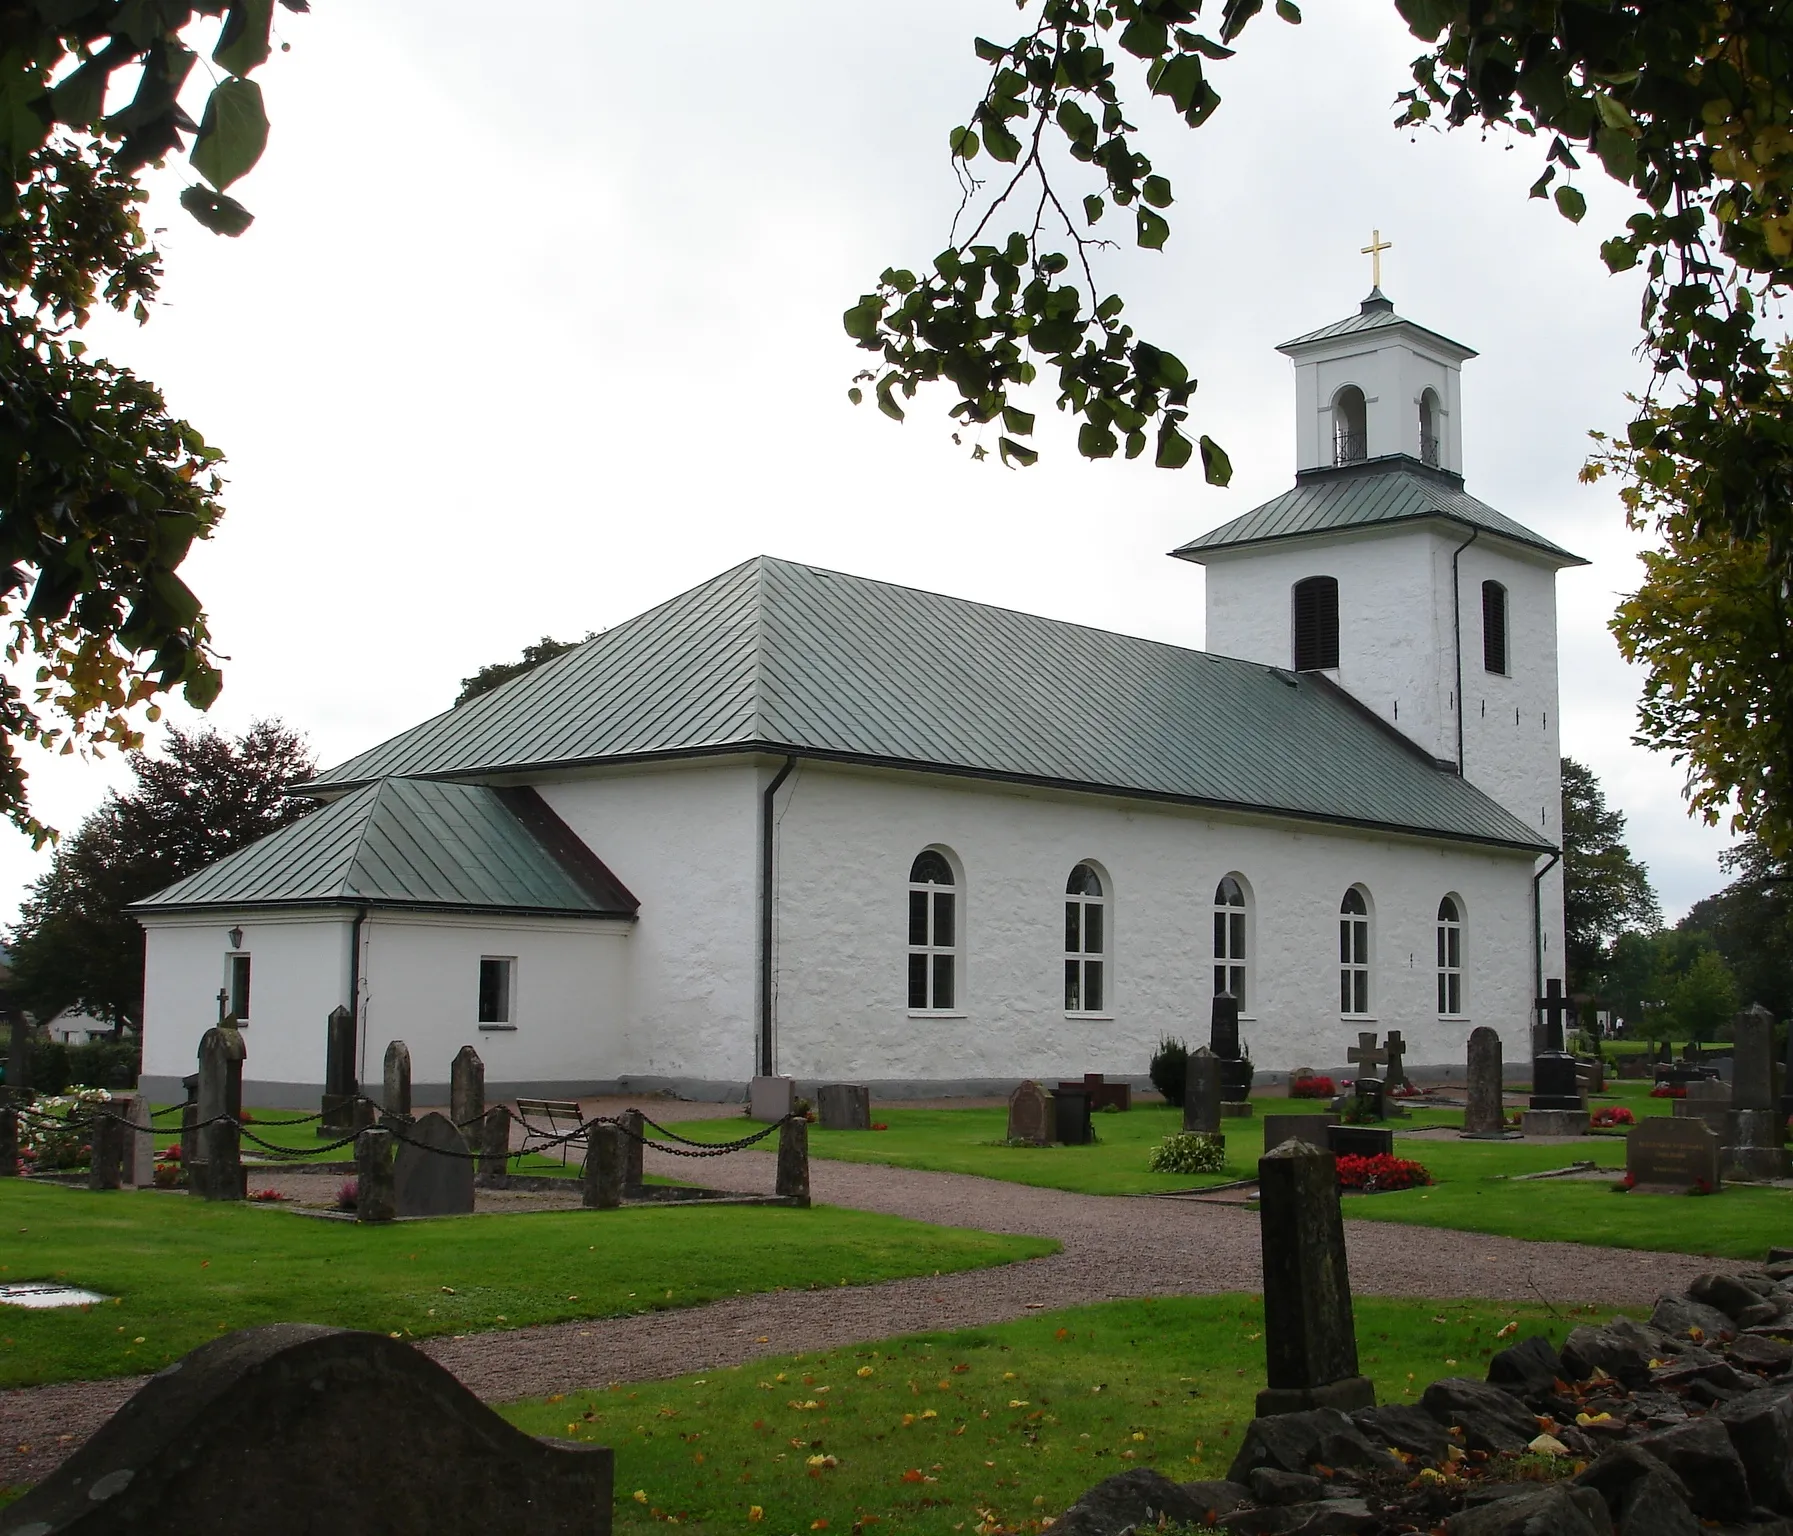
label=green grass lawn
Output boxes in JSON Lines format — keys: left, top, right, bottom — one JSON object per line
{"left": 0, "top": 1182, "right": 1054, "bottom": 1389}
{"left": 499, "top": 1294, "right": 1603, "bottom": 1536}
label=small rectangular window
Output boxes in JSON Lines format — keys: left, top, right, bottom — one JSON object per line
{"left": 909, "top": 891, "right": 928, "bottom": 947}
{"left": 228, "top": 953, "right": 251, "bottom": 1021}
{"left": 908, "top": 953, "right": 928, "bottom": 1009}
{"left": 931, "top": 954, "right": 955, "bottom": 1010}
{"left": 1084, "top": 961, "right": 1104, "bottom": 1013}
{"left": 478, "top": 957, "right": 514, "bottom": 1025}
{"left": 1083, "top": 905, "right": 1103, "bottom": 956}
{"left": 933, "top": 892, "right": 955, "bottom": 948}
{"left": 1065, "top": 959, "right": 1081, "bottom": 1012}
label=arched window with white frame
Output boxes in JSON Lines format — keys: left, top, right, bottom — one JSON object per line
{"left": 1339, "top": 886, "right": 1371, "bottom": 1016}
{"left": 1419, "top": 387, "right": 1442, "bottom": 467}
{"left": 1213, "top": 875, "right": 1249, "bottom": 1008}
{"left": 908, "top": 849, "right": 958, "bottom": 1011}
{"left": 1064, "top": 863, "right": 1106, "bottom": 1014}
{"left": 1437, "top": 895, "right": 1464, "bottom": 1016}
{"left": 1332, "top": 385, "right": 1367, "bottom": 465}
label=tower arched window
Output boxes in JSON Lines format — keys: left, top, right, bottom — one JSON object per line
{"left": 1213, "top": 875, "right": 1248, "bottom": 1008}
{"left": 1339, "top": 887, "right": 1371, "bottom": 1016}
{"left": 1064, "top": 863, "right": 1106, "bottom": 1013}
{"left": 1332, "top": 385, "right": 1367, "bottom": 465}
{"left": 1419, "top": 388, "right": 1441, "bottom": 467}
{"left": 1292, "top": 576, "right": 1340, "bottom": 672}
{"left": 908, "top": 850, "right": 957, "bottom": 1011}
{"left": 1482, "top": 580, "right": 1509, "bottom": 675}
{"left": 1437, "top": 895, "right": 1464, "bottom": 1016}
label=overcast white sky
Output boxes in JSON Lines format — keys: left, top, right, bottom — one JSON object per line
{"left": 0, "top": 0, "right": 1746, "bottom": 924}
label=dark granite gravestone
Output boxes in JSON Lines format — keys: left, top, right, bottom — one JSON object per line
{"left": 382, "top": 1040, "right": 412, "bottom": 1121}
{"left": 1007, "top": 1081, "right": 1053, "bottom": 1145}
{"left": 1628, "top": 1117, "right": 1723, "bottom": 1193}
{"left": 1072, "top": 1073, "right": 1132, "bottom": 1111}
{"left": 619, "top": 1108, "right": 645, "bottom": 1193}
{"left": 1346, "top": 1032, "right": 1386, "bottom": 1082}
{"left": 89, "top": 1107, "right": 126, "bottom": 1191}
{"left": 1052, "top": 1086, "right": 1094, "bottom": 1146}
{"left": 1732, "top": 1004, "right": 1776, "bottom": 1112}
{"left": 1781, "top": 1011, "right": 1793, "bottom": 1129}
{"left": 1255, "top": 1139, "right": 1375, "bottom": 1416}
{"left": 582, "top": 1123, "right": 622, "bottom": 1210}
{"left": 1674, "top": 1078, "right": 1732, "bottom": 1144}
{"left": 818, "top": 1083, "right": 872, "bottom": 1131}
{"left": 1327, "top": 1124, "right": 1395, "bottom": 1159}
{"left": 192, "top": 1024, "right": 246, "bottom": 1202}
{"left": 179, "top": 1070, "right": 199, "bottom": 1179}
{"left": 0, "top": 1323, "right": 613, "bottom": 1536}
{"left": 1529, "top": 980, "right": 1582, "bottom": 1110}
{"left": 776, "top": 1115, "right": 811, "bottom": 1206}
{"left": 356, "top": 1127, "right": 397, "bottom": 1223}
{"left": 1211, "top": 994, "right": 1253, "bottom": 1105}
{"left": 477, "top": 1105, "right": 512, "bottom": 1189}
{"left": 392, "top": 1112, "right": 476, "bottom": 1217}
{"left": 1462, "top": 1026, "right": 1507, "bottom": 1138}
{"left": 320, "top": 1006, "right": 361, "bottom": 1136}
{"left": 1353, "top": 1076, "right": 1386, "bottom": 1121}
{"left": 1382, "top": 1030, "right": 1409, "bottom": 1090}
{"left": 1264, "top": 1113, "right": 1338, "bottom": 1154}
{"left": 449, "top": 1046, "right": 484, "bottom": 1130}
{"left": 1183, "top": 1046, "right": 1222, "bottom": 1135}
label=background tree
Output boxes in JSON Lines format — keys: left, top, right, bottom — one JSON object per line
{"left": 1665, "top": 947, "right": 1739, "bottom": 1045}
{"left": 455, "top": 634, "right": 596, "bottom": 709}
{"left": 6, "top": 720, "right": 313, "bottom": 1029}
{"left": 1561, "top": 757, "right": 1660, "bottom": 999}
{"left": 1679, "top": 838, "right": 1793, "bottom": 1019}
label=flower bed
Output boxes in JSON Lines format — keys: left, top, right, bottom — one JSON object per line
{"left": 1289, "top": 1073, "right": 1336, "bottom": 1099}
{"left": 16, "top": 1088, "right": 112, "bottom": 1171}
{"left": 1336, "top": 1152, "right": 1432, "bottom": 1192}
{"left": 1590, "top": 1106, "right": 1636, "bottom": 1128}
{"left": 1649, "top": 1084, "right": 1687, "bottom": 1099}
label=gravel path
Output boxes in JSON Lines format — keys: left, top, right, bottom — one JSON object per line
{"left": 0, "top": 1128, "right": 1719, "bottom": 1493}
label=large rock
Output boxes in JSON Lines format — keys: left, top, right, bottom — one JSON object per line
{"left": 1250, "top": 1468, "right": 1327, "bottom": 1505}
{"left": 1602, "top": 1315, "right": 1686, "bottom": 1360}
{"left": 1227, "top": 1498, "right": 1376, "bottom": 1536}
{"left": 1573, "top": 1443, "right": 1692, "bottom": 1511}
{"left": 0, "top": 1324, "right": 611, "bottom": 1535}
{"left": 1637, "top": 1416, "right": 1754, "bottom": 1521}
{"left": 1488, "top": 1337, "right": 1567, "bottom": 1397}
{"left": 1606, "top": 1471, "right": 1702, "bottom": 1536}
{"left": 1718, "top": 1387, "right": 1793, "bottom": 1512}
{"left": 1354, "top": 1402, "right": 1456, "bottom": 1460}
{"left": 1421, "top": 1377, "right": 1545, "bottom": 1454}
{"left": 1226, "top": 1408, "right": 1404, "bottom": 1484}
{"left": 1688, "top": 1274, "right": 1768, "bottom": 1323}
{"left": 1447, "top": 1485, "right": 1612, "bottom": 1536}
{"left": 1051, "top": 1468, "right": 1230, "bottom": 1536}
{"left": 1562, "top": 1325, "right": 1654, "bottom": 1389}
{"left": 1651, "top": 1295, "right": 1738, "bottom": 1342}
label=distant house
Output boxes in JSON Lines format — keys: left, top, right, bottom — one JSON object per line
{"left": 44, "top": 1007, "right": 113, "bottom": 1045}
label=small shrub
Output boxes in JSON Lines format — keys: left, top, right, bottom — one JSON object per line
{"left": 1336, "top": 1153, "right": 1432, "bottom": 1192}
{"left": 335, "top": 1179, "right": 358, "bottom": 1212}
{"left": 1150, "top": 1036, "right": 1189, "bottom": 1108}
{"left": 1290, "top": 1073, "right": 1335, "bottom": 1099}
{"left": 249, "top": 1188, "right": 284, "bottom": 1202}
{"left": 1148, "top": 1132, "right": 1226, "bottom": 1175}
{"left": 16, "top": 1088, "right": 111, "bottom": 1170}
{"left": 152, "top": 1162, "right": 182, "bottom": 1189}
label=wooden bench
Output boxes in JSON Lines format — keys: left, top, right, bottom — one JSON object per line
{"left": 513, "top": 1098, "right": 588, "bottom": 1164}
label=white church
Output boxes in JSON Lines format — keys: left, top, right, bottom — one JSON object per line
{"left": 136, "top": 288, "right": 1581, "bottom": 1105}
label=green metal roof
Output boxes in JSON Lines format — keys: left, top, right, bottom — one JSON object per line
{"left": 1278, "top": 289, "right": 1476, "bottom": 358}
{"left": 1171, "top": 461, "right": 1587, "bottom": 566}
{"left": 133, "top": 778, "right": 638, "bottom": 917}
{"left": 309, "top": 557, "right": 1548, "bottom": 852}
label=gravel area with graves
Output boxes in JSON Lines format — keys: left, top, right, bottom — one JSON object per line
{"left": 0, "top": 1104, "right": 1724, "bottom": 1493}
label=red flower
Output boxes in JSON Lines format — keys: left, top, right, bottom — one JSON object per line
{"left": 1649, "top": 1084, "right": 1687, "bottom": 1099}
{"left": 1335, "top": 1153, "right": 1433, "bottom": 1192}
{"left": 1290, "top": 1074, "right": 1336, "bottom": 1099}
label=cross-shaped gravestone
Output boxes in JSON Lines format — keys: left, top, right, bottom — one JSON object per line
{"left": 1345, "top": 1032, "right": 1386, "bottom": 1078}
{"left": 1535, "top": 978, "right": 1573, "bottom": 1054}
{"left": 215, "top": 987, "right": 229, "bottom": 1023}
{"left": 1382, "top": 1031, "right": 1407, "bottom": 1089}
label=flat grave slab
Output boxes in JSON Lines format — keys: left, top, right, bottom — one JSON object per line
{"left": 0, "top": 1280, "right": 111, "bottom": 1308}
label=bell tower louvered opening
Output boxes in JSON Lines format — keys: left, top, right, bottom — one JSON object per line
{"left": 1292, "top": 575, "right": 1339, "bottom": 671}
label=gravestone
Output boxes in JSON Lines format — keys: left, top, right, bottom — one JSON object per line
{"left": 1327, "top": 1124, "right": 1394, "bottom": 1159}
{"left": 0, "top": 1323, "right": 614, "bottom": 1536}
{"left": 1352, "top": 1076, "right": 1386, "bottom": 1121}
{"left": 1382, "top": 1030, "right": 1408, "bottom": 1089}
{"left": 582, "top": 1123, "right": 622, "bottom": 1210}
{"left": 356, "top": 1127, "right": 397, "bottom": 1223}
{"left": 1782, "top": 1012, "right": 1793, "bottom": 1128}
{"left": 749, "top": 1074, "right": 794, "bottom": 1123}
{"left": 179, "top": 1071, "right": 200, "bottom": 1178}
{"left": 89, "top": 1106, "right": 126, "bottom": 1190}
{"left": 1345, "top": 1032, "right": 1387, "bottom": 1083}
{"left": 1674, "top": 1078, "right": 1732, "bottom": 1144}
{"left": 320, "top": 1006, "right": 362, "bottom": 1136}
{"left": 1211, "top": 993, "right": 1253, "bottom": 1108}
{"left": 818, "top": 1083, "right": 872, "bottom": 1131}
{"left": 1529, "top": 979, "right": 1582, "bottom": 1110}
{"left": 1462, "top": 1026, "right": 1508, "bottom": 1138}
{"left": 1264, "top": 1113, "right": 1338, "bottom": 1154}
{"left": 382, "top": 1040, "right": 412, "bottom": 1121}
{"left": 392, "top": 1111, "right": 476, "bottom": 1217}
{"left": 1183, "top": 1047, "right": 1222, "bottom": 1135}
{"left": 477, "top": 1105, "right": 512, "bottom": 1189}
{"left": 776, "top": 1115, "right": 811, "bottom": 1206}
{"left": 1628, "top": 1117, "right": 1723, "bottom": 1193}
{"left": 0, "top": 1101, "right": 15, "bottom": 1177}
{"left": 1075, "top": 1073, "right": 1132, "bottom": 1111}
{"left": 449, "top": 1047, "right": 484, "bottom": 1130}
{"left": 1732, "top": 1004, "right": 1776, "bottom": 1112}
{"left": 1052, "top": 1086, "right": 1094, "bottom": 1146}
{"left": 1007, "top": 1080, "right": 1053, "bottom": 1145}
{"left": 619, "top": 1108, "right": 645, "bottom": 1193}
{"left": 1255, "top": 1140, "right": 1375, "bottom": 1416}
{"left": 193, "top": 1024, "right": 246, "bottom": 1202}
{"left": 125, "top": 1095, "right": 155, "bottom": 1186}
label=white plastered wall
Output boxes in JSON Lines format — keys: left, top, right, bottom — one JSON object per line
{"left": 766, "top": 762, "right": 1539, "bottom": 1086}
{"left": 1289, "top": 332, "right": 1464, "bottom": 473}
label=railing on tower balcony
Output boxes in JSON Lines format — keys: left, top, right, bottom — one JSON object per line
{"left": 1333, "top": 431, "right": 1367, "bottom": 466}
{"left": 1420, "top": 430, "right": 1441, "bottom": 468}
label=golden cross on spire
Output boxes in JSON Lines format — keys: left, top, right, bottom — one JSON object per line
{"left": 1361, "top": 228, "right": 1392, "bottom": 289}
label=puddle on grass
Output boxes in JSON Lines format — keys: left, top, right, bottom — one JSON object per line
{"left": 0, "top": 1281, "right": 111, "bottom": 1308}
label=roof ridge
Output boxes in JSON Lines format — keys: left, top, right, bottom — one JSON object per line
{"left": 336, "top": 777, "right": 397, "bottom": 901}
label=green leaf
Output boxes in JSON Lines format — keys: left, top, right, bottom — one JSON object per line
{"left": 1199, "top": 435, "right": 1233, "bottom": 486}
{"left": 876, "top": 376, "right": 906, "bottom": 423}
{"left": 847, "top": 387, "right": 863, "bottom": 405}
{"left": 179, "top": 184, "right": 254, "bottom": 236}
{"left": 1083, "top": 194, "right": 1105, "bottom": 225}
{"left": 950, "top": 125, "right": 980, "bottom": 160}
{"left": 49, "top": 60, "right": 107, "bottom": 128}
{"left": 1554, "top": 184, "right": 1587, "bottom": 223}
{"left": 1136, "top": 208, "right": 1170, "bottom": 250}
{"left": 982, "top": 118, "right": 1022, "bottom": 163}
{"left": 189, "top": 78, "right": 269, "bottom": 190}
{"left": 998, "top": 437, "right": 1038, "bottom": 468}
{"left": 1001, "top": 405, "right": 1035, "bottom": 435}
{"left": 1155, "top": 425, "right": 1194, "bottom": 470}
{"left": 1142, "top": 175, "right": 1173, "bottom": 209}
{"left": 843, "top": 295, "right": 884, "bottom": 344}
{"left": 214, "top": 0, "right": 275, "bottom": 77}
{"left": 1056, "top": 99, "right": 1097, "bottom": 147}
{"left": 1599, "top": 237, "right": 1640, "bottom": 273}
{"left": 974, "top": 37, "right": 1006, "bottom": 63}
{"left": 1275, "top": 0, "right": 1302, "bottom": 21}
{"left": 1119, "top": 16, "right": 1169, "bottom": 58}
{"left": 1078, "top": 422, "right": 1120, "bottom": 459}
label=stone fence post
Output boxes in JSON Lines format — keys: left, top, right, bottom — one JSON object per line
{"left": 776, "top": 1116, "right": 810, "bottom": 1207}
{"left": 356, "top": 1128, "right": 396, "bottom": 1223}
{"left": 478, "top": 1105, "right": 512, "bottom": 1189}
{"left": 620, "top": 1108, "right": 645, "bottom": 1194}
{"left": 583, "top": 1124, "right": 622, "bottom": 1210}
